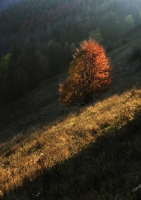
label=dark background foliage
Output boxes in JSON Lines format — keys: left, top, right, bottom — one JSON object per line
{"left": 0, "top": 0, "right": 141, "bottom": 101}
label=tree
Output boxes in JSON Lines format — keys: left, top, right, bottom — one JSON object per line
{"left": 0, "top": 53, "right": 12, "bottom": 71}
{"left": 31, "top": 50, "right": 49, "bottom": 81}
{"left": 59, "top": 38, "right": 112, "bottom": 106}
{"left": 70, "top": 43, "right": 76, "bottom": 54}
{"left": 124, "top": 15, "right": 134, "bottom": 31}
{"left": 0, "top": 53, "right": 28, "bottom": 102}
{"left": 88, "top": 28, "right": 103, "bottom": 43}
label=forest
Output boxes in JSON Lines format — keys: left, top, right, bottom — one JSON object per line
{"left": 0, "top": 0, "right": 141, "bottom": 102}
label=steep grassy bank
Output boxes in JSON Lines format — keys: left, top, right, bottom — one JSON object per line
{"left": 0, "top": 26, "right": 141, "bottom": 199}
{"left": 0, "top": 86, "right": 141, "bottom": 199}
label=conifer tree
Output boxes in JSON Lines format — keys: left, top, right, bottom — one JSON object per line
{"left": 59, "top": 38, "right": 112, "bottom": 105}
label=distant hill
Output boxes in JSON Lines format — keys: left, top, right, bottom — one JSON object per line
{"left": 0, "top": 0, "right": 141, "bottom": 57}
{"left": 0, "top": 0, "right": 141, "bottom": 104}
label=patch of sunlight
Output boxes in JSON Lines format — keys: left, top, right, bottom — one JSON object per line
{"left": 0, "top": 86, "right": 141, "bottom": 198}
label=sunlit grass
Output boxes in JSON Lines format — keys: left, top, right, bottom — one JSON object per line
{"left": 0, "top": 86, "right": 141, "bottom": 198}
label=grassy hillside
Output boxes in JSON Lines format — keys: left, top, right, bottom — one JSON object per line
{"left": 0, "top": 26, "right": 141, "bottom": 199}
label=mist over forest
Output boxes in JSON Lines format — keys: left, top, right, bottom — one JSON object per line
{"left": 0, "top": 0, "right": 141, "bottom": 102}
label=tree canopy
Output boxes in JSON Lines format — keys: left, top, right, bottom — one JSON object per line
{"left": 59, "top": 38, "right": 112, "bottom": 106}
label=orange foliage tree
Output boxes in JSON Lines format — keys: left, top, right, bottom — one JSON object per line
{"left": 59, "top": 38, "right": 112, "bottom": 105}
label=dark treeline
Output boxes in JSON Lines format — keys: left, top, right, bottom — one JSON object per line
{"left": 0, "top": 0, "right": 22, "bottom": 12}
{"left": 0, "top": 0, "right": 141, "bottom": 102}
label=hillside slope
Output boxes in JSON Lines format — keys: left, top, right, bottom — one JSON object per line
{"left": 0, "top": 26, "right": 141, "bottom": 199}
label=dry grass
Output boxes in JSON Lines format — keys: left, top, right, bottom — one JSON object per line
{"left": 0, "top": 86, "right": 141, "bottom": 199}
{"left": 0, "top": 27, "right": 141, "bottom": 199}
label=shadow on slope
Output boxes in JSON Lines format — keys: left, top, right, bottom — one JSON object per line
{"left": 0, "top": 56, "right": 141, "bottom": 144}
{"left": 2, "top": 106, "right": 141, "bottom": 200}
{"left": 0, "top": 26, "right": 141, "bottom": 143}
